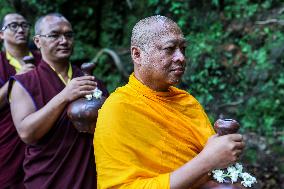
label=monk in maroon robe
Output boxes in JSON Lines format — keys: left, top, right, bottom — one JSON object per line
{"left": 0, "top": 13, "right": 41, "bottom": 189}
{"left": 9, "top": 13, "right": 106, "bottom": 188}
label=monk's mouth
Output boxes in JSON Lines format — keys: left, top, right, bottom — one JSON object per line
{"left": 15, "top": 35, "right": 26, "bottom": 40}
{"left": 171, "top": 68, "right": 185, "bottom": 75}
{"left": 57, "top": 49, "right": 71, "bottom": 52}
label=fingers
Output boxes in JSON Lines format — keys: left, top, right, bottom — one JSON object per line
{"left": 71, "top": 76, "right": 97, "bottom": 87}
{"left": 78, "top": 80, "right": 97, "bottom": 87}
{"left": 64, "top": 75, "right": 101, "bottom": 101}
{"left": 75, "top": 75, "right": 95, "bottom": 81}
{"left": 61, "top": 76, "right": 96, "bottom": 102}
{"left": 79, "top": 90, "right": 95, "bottom": 96}
{"left": 79, "top": 85, "right": 96, "bottom": 91}
{"left": 233, "top": 141, "right": 245, "bottom": 150}
{"left": 227, "top": 134, "right": 243, "bottom": 142}
{"left": 72, "top": 81, "right": 97, "bottom": 89}
{"left": 233, "top": 149, "right": 242, "bottom": 157}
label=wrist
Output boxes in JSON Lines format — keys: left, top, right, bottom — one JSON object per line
{"left": 56, "top": 91, "right": 68, "bottom": 105}
{"left": 194, "top": 152, "right": 214, "bottom": 174}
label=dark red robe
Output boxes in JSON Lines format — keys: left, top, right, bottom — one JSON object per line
{"left": 0, "top": 51, "right": 41, "bottom": 189}
{"left": 10, "top": 60, "right": 107, "bottom": 189}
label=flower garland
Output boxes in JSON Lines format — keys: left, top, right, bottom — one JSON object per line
{"left": 211, "top": 163, "right": 257, "bottom": 187}
{"left": 85, "top": 87, "right": 103, "bottom": 100}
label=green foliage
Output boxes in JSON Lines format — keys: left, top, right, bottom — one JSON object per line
{"left": 0, "top": 1, "right": 14, "bottom": 16}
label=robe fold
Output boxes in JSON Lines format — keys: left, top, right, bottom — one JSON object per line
{"left": 94, "top": 74, "right": 215, "bottom": 189}
{"left": 0, "top": 51, "right": 41, "bottom": 188}
{"left": 10, "top": 60, "right": 107, "bottom": 189}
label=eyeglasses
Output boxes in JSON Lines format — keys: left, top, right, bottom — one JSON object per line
{"left": 1, "top": 22, "right": 31, "bottom": 32}
{"left": 36, "top": 32, "right": 74, "bottom": 42}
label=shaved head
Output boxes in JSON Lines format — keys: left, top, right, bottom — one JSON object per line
{"left": 1, "top": 13, "right": 25, "bottom": 29}
{"left": 131, "top": 15, "right": 182, "bottom": 50}
{"left": 34, "top": 13, "right": 68, "bottom": 35}
{"left": 0, "top": 13, "right": 29, "bottom": 46}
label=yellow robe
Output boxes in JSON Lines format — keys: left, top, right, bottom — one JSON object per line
{"left": 94, "top": 74, "right": 215, "bottom": 189}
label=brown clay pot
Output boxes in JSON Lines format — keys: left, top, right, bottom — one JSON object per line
{"left": 205, "top": 119, "right": 245, "bottom": 189}
{"left": 200, "top": 180, "right": 244, "bottom": 189}
{"left": 67, "top": 62, "right": 106, "bottom": 134}
{"left": 67, "top": 96, "right": 106, "bottom": 133}
{"left": 214, "top": 118, "right": 240, "bottom": 136}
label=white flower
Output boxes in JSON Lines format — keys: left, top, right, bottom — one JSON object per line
{"left": 211, "top": 163, "right": 257, "bottom": 187}
{"left": 227, "top": 166, "right": 237, "bottom": 174}
{"left": 212, "top": 170, "right": 225, "bottom": 183}
{"left": 85, "top": 94, "right": 93, "bottom": 100}
{"left": 85, "top": 87, "right": 103, "bottom": 100}
{"left": 235, "top": 163, "right": 243, "bottom": 173}
{"left": 230, "top": 171, "right": 239, "bottom": 183}
{"left": 212, "top": 169, "right": 223, "bottom": 175}
{"left": 240, "top": 172, "right": 257, "bottom": 187}
{"left": 93, "top": 88, "right": 103, "bottom": 99}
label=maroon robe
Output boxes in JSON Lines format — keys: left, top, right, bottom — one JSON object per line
{"left": 10, "top": 60, "right": 107, "bottom": 189}
{"left": 0, "top": 51, "right": 41, "bottom": 189}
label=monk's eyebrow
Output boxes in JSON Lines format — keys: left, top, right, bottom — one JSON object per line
{"left": 46, "top": 30, "right": 59, "bottom": 34}
{"left": 165, "top": 39, "right": 187, "bottom": 46}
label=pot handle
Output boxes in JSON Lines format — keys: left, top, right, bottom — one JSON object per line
{"left": 81, "top": 62, "right": 96, "bottom": 76}
{"left": 22, "top": 56, "right": 35, "bottom": 65}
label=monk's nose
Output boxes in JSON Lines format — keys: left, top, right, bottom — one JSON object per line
{"left": 173, "top": 49, "right": 185, "bottom": 63}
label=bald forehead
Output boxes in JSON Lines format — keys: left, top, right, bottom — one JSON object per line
{"left": 39, "top": 16, "right": 71, "bottom": 33}
{"left": 149, "top": 22, "right": 183, "bottom": 38}
{"left": 4, "top": 13, "right": 26, "bottom": 25}
{"left": 41, "top": 16, "right": 69, "bottom": 27}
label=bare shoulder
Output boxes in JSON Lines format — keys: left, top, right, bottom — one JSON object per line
{"left": 11, "top": 81, "right": 33, "bottom": 103}
{"left": 10, "top": 81, "right": 36, "bottom": 123}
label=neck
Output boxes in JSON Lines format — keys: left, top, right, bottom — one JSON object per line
{"left": 45, "top": 58, "right": 69, "bottom": 76}
{"left": 134, "top": 70, "right": 169, "bottom": 92}
{"left": 5, "top": 42, "right": 29, "bottom": 60}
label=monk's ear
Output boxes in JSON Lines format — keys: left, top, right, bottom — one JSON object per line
{"left": 131, "top": 46, "right": 142, "bottom": 66}
{"left": 33, "top": 36, "right": 41, "bottom": 49}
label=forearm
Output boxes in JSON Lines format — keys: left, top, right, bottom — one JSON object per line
{"left": 0, "top": 82, "right": 9, "bottom": 109}
{"left": 18, "top": 92, "right": 68, "bottom": 144}
{"left": 170, "top": 153, "right": 212, "bottom": 189}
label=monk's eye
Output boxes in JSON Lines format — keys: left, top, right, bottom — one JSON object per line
{"left": 164, "top": 46, "right": 175, "bottom": 53}
{"left": 9, "top": 23, "right": 18, "bottom": 30}
{"left": 47, "top": 34, "right": 60, "bottom": 39}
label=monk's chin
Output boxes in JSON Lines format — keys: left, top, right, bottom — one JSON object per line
{"left": 14, "top": 40, "right": 28, "bottom": 45}
{"left": 57, "top": 52, "right": 72, "bottom": 59}
{"left": 56, "top": 56, "right": 71, "bottom": 64}
{"left": 168, "top": 77, "right": 182, "bottom": 86}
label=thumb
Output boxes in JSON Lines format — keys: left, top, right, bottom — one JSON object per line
{"left": 207, "top": 134, "right": 218, "bottom": 141}
{"left": 210, "top": 134, "right": 218, "bottom": 138}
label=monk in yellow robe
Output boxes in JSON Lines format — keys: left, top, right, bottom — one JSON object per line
{"left": 94, "top": 15, "right": 245, "bottom": 189}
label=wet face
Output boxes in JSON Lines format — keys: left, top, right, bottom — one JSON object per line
{"left": 135, "top": 24, "right": 186, "bottom": 91}
{"left": 34, "top": 16, "right": 73, "bottom": 64}
{"left": 0, "top": 14, "right": 30, "bottom": 46}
